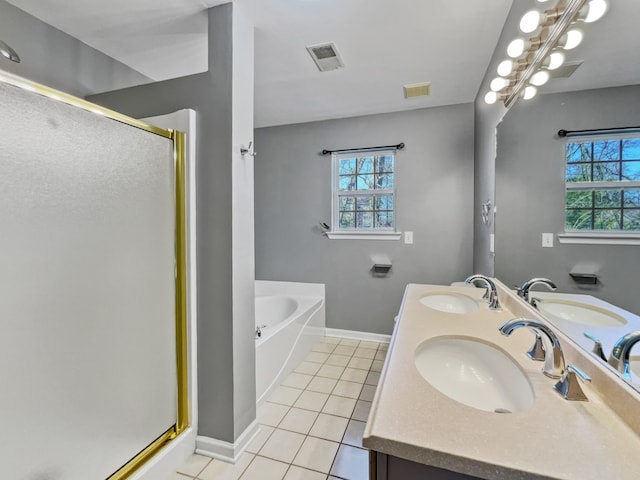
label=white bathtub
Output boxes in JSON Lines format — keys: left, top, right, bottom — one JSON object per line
{"left": 255, "top": 281, "right": 325, "bottom": 405}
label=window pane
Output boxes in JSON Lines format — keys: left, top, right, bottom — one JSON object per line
{"left": 624, "top": 189, "right": 640, "bottom": 207}
{"left": 622, "top": 161, "right": 640, "bottom": 181}
{"left": 339, "top": 175, "right": 356, "bottom": 191}
{"left": 334, "top": 150, "right": 395, "bottom": 232}
{"left": 622, "top": 139, "right": 640, "bottom": 160}
{"left": 375, "top": 195, "right": 393, "bottom": 210}
{"left": 593, "top": 140, "right": 620, "bottom": 161}
{"left": 565, "top": 209, "right": 593, "bottom": 230}
{"left": 566, "top": 164, "right": 591, "bottom": 182}
{"left": 356, "top": 196, "right": 372, "bottom": 211}
{"left": 566, "top": 142, "right": 591, "bottom": 163}
{"left": 356, "top": 212, "right": 373, "bottom": 229}
{"left": 594, "top": 209, "right": 621, "bottom": 230}
{"left": 566, "top": 191, "right": 592, "bottom": 208}
{"left": 375, "top": 156, "right": 394, "bottom": 173}
{"left": 357, "top": 157, "right": 374, "bottom": 174}
{"left": 375, "top": 173, "right": 394, "bottom": 189}
{"left": 357, "top": 174, "right": 374, "bottom": 190}
{"left": 594, "top": 190, "right": 621, "bottom": 208}
{"left": 339, "top": 196, "right": 355, "bottom": 211}
{"left": 339, "top": 212, "right": 354, "bottom": 228}
{"left": 375, "top": 212, "right": 393, "bottom": 228}
{"left": 623, "top": 210, "right": 640, "bottom": 230}
{"left": 339, "top": 158, "right": 356, "bottom": 175}
{"left": 592, "top": 162, "right": 620, "bottom": 181}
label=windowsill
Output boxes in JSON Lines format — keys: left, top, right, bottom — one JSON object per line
{"left": 558, "top": 232, "right": 640, "bottom": 245}
{"left": 326, "top": 231, "right": 402, "bottom": 240}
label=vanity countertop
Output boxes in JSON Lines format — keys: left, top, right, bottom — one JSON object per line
{"left": 362, "top": 281, "right": 640, "bottom": 480}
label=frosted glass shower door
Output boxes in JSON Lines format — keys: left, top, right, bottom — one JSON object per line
{"left": 0, "top": 78, "right": 180, "bottom": 479}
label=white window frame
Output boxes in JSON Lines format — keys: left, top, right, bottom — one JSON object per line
{"left": 327, "top": 149, "right": 401, "bottom": 240}
{"left": 560, "top": 133, "right": 640, "bottom": 245}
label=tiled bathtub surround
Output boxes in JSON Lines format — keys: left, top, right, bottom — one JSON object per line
{"left": 173, "top": 336, "right": 388, "bottom": 480}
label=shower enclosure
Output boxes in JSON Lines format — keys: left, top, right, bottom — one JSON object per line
{"left": 0, "top": 70, "right": 188, "bottom": 479}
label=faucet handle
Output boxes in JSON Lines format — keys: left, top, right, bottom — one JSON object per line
{"left": 583, "top": 332, "right": 607, "bottom": 361}
{"left": 487, "top": 289, "right": 502, "bottom": 311}
{"left": 530, "top": 296, "right": 543, "bottom": 309}
{"left": 553, "top": 364, "right": 591, "bottom": 401}
{"left": 526, "top": 329, "right": 545, "bottom": 362}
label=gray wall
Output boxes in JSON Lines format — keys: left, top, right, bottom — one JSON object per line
{"left": 255, "top": 104, "right": 475, "bottom": 335}
{"left": 89, "top": 4, "right": 256, "bottom": 444}
{"left": 0, "top": 0, "right": 150, "bottom": 96}
{"left": 495, "top": 84, "right": 640, "bottom": 314}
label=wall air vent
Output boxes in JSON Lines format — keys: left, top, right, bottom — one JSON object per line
{"left": 306, "top": 42, "right": 345, "bottom": 72}
{"left": 550, "top": 61, "right": 583, "bottom": 79}
{"left": 403, "top": 82, "right": 431, "bottom": 99}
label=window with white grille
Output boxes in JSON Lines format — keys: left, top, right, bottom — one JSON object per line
{"left": 332, "top": 149, "right": 396, "bottom": 233}
{"left": 565, "top": 136, "right": 640, "bottom": 232}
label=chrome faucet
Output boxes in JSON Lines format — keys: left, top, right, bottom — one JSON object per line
{"left": 553, "top": 364, "right": 591, "bottom": 401}
{"left": 499, "top": 317, "right": 565, "bottom": 378}
{"left": 255, "top": 324, "right": 267, "bottom": 339}
{"left": 517, "top": 277, "right": 557, "bottom": 303}
{"left": 464, "top": 274, "right": 501, "bottom": 310}
{"left": 608, "top": 331, "right": 640, "bottom": 381}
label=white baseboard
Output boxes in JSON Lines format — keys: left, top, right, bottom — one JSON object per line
{"left": 325, "top": 328, "right": 391, "bottom": 344}
{"left": 195, "top": 420, "right": 260, "bottom": 464}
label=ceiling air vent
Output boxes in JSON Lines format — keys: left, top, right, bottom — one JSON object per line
{"left": 306, "top": 42, "right": 344, "bottom": 72}
{"left": 550, "top": 61, "right": 583, "bottom": 79}
{"left": 403, "top": 82, "right": 431, "bottom": 99}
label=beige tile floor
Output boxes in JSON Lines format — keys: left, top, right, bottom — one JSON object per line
{"left": 173, "top": 336, "right": 388, "bottom": 480}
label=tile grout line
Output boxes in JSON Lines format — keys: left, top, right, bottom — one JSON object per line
{"left": 185, "top": 336, "right": 387, "bottom": 480}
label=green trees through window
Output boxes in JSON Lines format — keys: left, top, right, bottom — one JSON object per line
{"left": 565, "top": 138, "right": 640, "bottom": 231}
{"left": 334, "top": 151, "right": 395, "bottom": 230}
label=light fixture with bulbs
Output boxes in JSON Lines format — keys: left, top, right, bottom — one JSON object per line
{"left": 484, "top": 0, "right": 608, "bottom": 107}
{"left": 544, "top": 51, "right": 566, "bottom": 70}
{"left": 0, "top": 39, "right": 20, "bottom": 63}
{"left": 558, "top": 28, "right": 584, "bottom": 50}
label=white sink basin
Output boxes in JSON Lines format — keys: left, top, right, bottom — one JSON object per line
{"left": 536, "top": 299, "right": 627, "bottom": 327}
{"left": 414, "top": 337, "right": 534, "bottom": 413}
{"left": 419, "top": 293, "right": 479, "bottom": 314}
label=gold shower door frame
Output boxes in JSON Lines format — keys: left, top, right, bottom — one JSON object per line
{"left": 0, "top": 70, "right": 189, "bottom": 480}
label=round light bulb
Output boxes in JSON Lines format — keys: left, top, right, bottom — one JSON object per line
{"left": 584, "top": 0, "right": 608, "bottom": 22}
{"left": 536, "top": 0, "right": 550, "bottom": 3}
{"left": 530, "top": 70, "right": 550, "bottom": 86}
{"left": 484, "top": 91, "right": 498, "bottom": 105}
{"left": 497, "top": 60, "right": 514, "bottom": 77}
{"left": 507, "top": 38, "right": 526, "bottom": 58}
{"left": 547, "top": 51, "right": 565, "bottom": 70}
{"left": 522, "top": 86, "right": 537, "bottom": 100}
{"left": 490, "top": 77, "right": 509, "bottom": 92}
{"left": 560, "top": 29, "right": 584, "bottom": 50}
{"left": 520, "top": 10, "right": 542, "bottom": 33}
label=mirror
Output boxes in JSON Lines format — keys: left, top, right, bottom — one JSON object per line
{"left": 494, "top": 0, "right": 640, "bottom": 387}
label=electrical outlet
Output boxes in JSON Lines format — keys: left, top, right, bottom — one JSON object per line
{"left": 404, "top": 231, "right": 413, "bottom": 244}
{"left": 542, "top": 233, "right": 554, "bottom": 248}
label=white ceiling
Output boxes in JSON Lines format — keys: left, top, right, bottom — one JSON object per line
{"left": 5, "top": 0, "right": 516, "bottom": 127}
{"left": 10, "top": 0, "right": 638, "bottom": 127}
